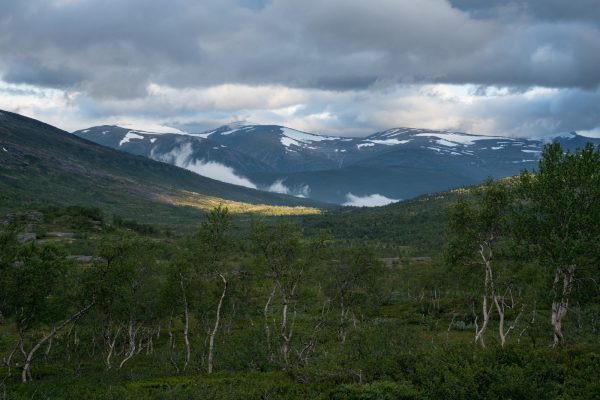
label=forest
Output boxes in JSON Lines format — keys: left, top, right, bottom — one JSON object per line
{"left": 1, "top": 142, "right": 599, "bottom": 399}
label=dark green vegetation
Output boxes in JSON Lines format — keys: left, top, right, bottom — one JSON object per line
{"left": 0, "top": 110, "right": 323, "bottom": 230}
{"left": 1, "top": 134, "right": 600, "bottom": 399}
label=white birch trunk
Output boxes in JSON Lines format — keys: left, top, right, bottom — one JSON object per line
{"left": 105, "top": 326, "right": 121, "bottom": 369}
{"left": 22, "top": 300, "right": 94, "bottom": 382}
{"left": 207, "top": 273, "right": 227, "bottom": 374}
{"left": 180, "top": 277, "right": 191, "bottom": 370}
{"left": 551, "top": 265, "right": 575, "bottom": 347}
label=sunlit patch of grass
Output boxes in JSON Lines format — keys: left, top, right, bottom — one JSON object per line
{"left": 162, "top": 190, "right": 322, "bottom": 216}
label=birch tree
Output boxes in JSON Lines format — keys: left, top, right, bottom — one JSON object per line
{"left": 196, "top": 205, "right": 233, "bottom": 374}
{"left": 325, "top": 246, "right": 385, "bottom": 344}
{"left": 251, "top": 221, "right": 304, "bottom": 369}
{"left": 97, "top": 235, "right": 160, "bottom": 369}
{"left": 516, "top": 143, "right": 600, "bottom": 346}
{"left": 446, "top": 179, "right": 514, "bottom": 347}
{"left": 1, "top": 243, "right": 96, "bottom": 381}
{"left": 163, "top": 254, "right": 196, "bottom": 371}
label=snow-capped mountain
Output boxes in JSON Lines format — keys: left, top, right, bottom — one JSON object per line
{"left": 73, "top": 124, "right": 600, "bottom": 205}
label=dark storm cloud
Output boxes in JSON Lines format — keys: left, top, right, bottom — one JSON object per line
{"left": 3, "top": 59, "right": 84, "bottom": 88}
{"left": 1, "top": 0, "right": 599, "bottom": 138}
{"left": 1, "top": 0, "right": 599, "bottom": 98}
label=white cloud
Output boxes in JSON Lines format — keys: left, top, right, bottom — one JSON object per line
{"left": 152, "top": 143, "right": 257, "bottom": 188}
{"left": 1, "top": 0, "right": 600, "bottom": 140}
{"left": 185, "top": 160, "right": 257, "bottom": 189}
{"left": 343, "top": 193, "right": 399, "bottom": 207}
{"left": 577, "top": 128, "right": 600, "bottom": 138}
{"left": 2, "top": 79, "right": 600, "bottom": 140}
{"left": 266, "top": 179, "right": 310, "bottom": 198}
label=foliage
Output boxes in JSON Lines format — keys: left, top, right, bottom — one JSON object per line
{"left": 1, "top": 141, "right": 600, "bottom": 398}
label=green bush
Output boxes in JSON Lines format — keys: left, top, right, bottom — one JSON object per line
{"left": 329, "top": 381, "right": 419, "bottom": 400}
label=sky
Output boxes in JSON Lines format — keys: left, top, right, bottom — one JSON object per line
{"left": 1, "top": 0, "right": 599, "bottom": 138}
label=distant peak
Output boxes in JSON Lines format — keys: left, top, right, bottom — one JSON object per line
{"left": 115, "top": 123, "right": 187, "bottom": 134}
{"left": 225, "top": 120, "right": 255, "bottom": 129}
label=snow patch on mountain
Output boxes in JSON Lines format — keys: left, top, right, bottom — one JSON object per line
{"left": 357, "top": 142, "right": 375, "bottom": 149}
{"left": 119, "top": 132, "right": 144, "bottom": 146}
{"left": 219, "top": 129, "right": 239, "bottom": 136}
{"left": 281, "top": 128, "right": 337, "bottom": 143}
{"left": 415, "top": 132, "right": 505, "bottom": 145}
{"left": 281, "top": 136, "right": 301, "bottom": 148}
{"left": 436, "top": 139, "right": 459, "bottom": 147}
{"left": 116, "top": 123, "right": 186, "bottom": 134}
{"left": 369, "top": 139, "right": 411, "bottom": 146}
{"left": 343, "top": 193, "right": 399, "bottom": 207}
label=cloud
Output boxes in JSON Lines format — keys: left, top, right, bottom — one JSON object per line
{"left": 1, "top": 0, "right": 599, "bottom": 93}
{"left": 448, "top": 0, "right": 600, "bottom": 25}
{"left": 266, "top": 179, "right": 310, "bottom": 198}
{"left": 3, "top": 80, "right": 600, "bottom": 139}
{"left": 343, "top": 193, "right": 399, "bottom": 207}
{"left": 185, "top": 160, "right": 257, "bottom": 189}
{"left": 152, "top": 142, "right": 257, "bottom": 188}
{"left": 1, "top": 0, "right": 600, "bottom": 138}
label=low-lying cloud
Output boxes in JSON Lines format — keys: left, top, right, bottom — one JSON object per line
{"left": 266, "top": 179, "right": 310, "bottom": 198}
{"left": 152, "top": 143, "right": 257, "bottom": 188}
{"left": 343, "top": 193, "right": 399, "bottom": 207}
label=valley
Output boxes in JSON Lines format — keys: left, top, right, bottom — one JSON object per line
{"left": 74, "top": 123, "right": 600, "bottom": 204}
{"left": 2, "top": 111, "right": 600, "bottom": 399}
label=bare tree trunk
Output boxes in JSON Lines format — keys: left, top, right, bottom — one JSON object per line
{"left": 118, "top": 316, "right": 137, "bottom": 369}
{"left": 43, "top": 337, "right": 53, "bottom": 363}
{"left": 264, "top": 286, "right": 276, "bottom": 361}
{"left": 168, "top": 313, "right": 175, "bottom": 350}
{"left": 338, "top": 307, "right": 349, "bottom": 344}
{"left": 1, "top": 338, "right": 20, "bottom": 378}
{"left": 207, "top": 273, "right": 227, "bottom": 374}
{"left": 474, "top": 241, "right": 496, "bottom": 347}
{"left": 493, "top": 290, "right": 523, "bottom": 347}
{"left": 297, "top": 300, "right": 328, "bottom": 365}
{"left": 146, "top": 330, "right": 154, "bottom": 355}
{"left": 105, "top": 326, "right": 121, "bottom": 369}
{"left": 280, "top": 298, "right": 290, "bottom": 367}
{"left": 551, "top": 265, "right": 575, "bottom": 347}
{"left": 180, "top": 276, "right": 191, "bottom": 370}
{"left": 22, "top": 300, "right": 95, "bottom": 382}
{"left": 166, "top": 312, "right": 179, "bottom": 373}
{"left": 278, "top": 282, "right": 297, "bottom": 369}
{"left": 136, "top": 329, "right": 145, "bottom": 355}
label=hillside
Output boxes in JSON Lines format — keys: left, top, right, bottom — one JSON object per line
{"left": 0, "top": 111, "right": 324, "bottom": 226}
{"left": 75, "top": 124, "right": 587, "bottom": 204}
{"left": 2, "top": 145, "right": 600, "bottom": 399}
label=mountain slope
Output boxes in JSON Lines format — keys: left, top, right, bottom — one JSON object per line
{"left": 0, "top": 111, "right": 324, "bottom": 225}
{"left": 74, "top": 123, "right": 600, "bottom": 205}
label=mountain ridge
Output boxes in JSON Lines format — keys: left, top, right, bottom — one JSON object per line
{"left": 0, "top": 110, "right": 325, "bottom": 227}
{"left": 74, "top": 122, "right": 600, "bottom": 204}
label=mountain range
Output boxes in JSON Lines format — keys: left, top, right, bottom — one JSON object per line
{"left": 0, "top": 110, "right": 323, "bottom": 228}
{"left": 74, "top": 123, "right": 600, "bottom": 205}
